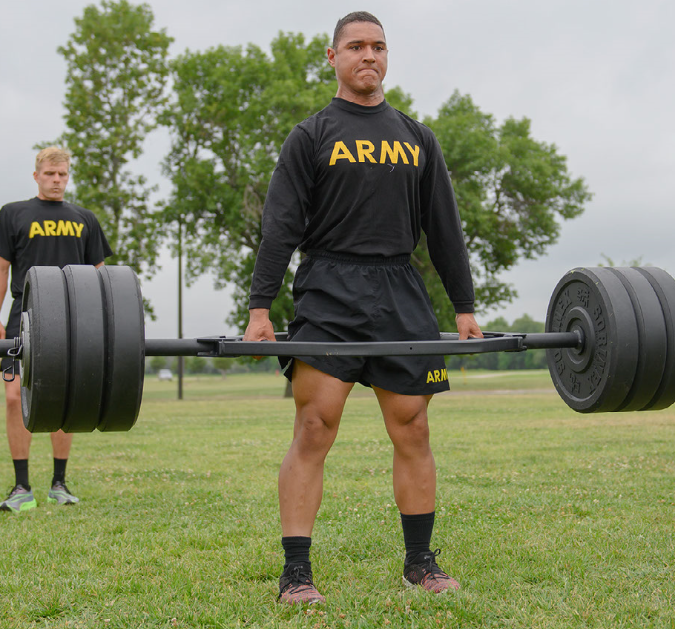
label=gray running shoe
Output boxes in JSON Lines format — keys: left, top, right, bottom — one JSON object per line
{"left": 47, "top": 481, "right": 80, "bottom": 505}
{"left": 0, "top": 485, "right": 37, "bottom": 513}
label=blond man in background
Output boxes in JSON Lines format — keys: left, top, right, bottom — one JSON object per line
{"left": 0, "top": 147, "right": 112, "bottom": 513}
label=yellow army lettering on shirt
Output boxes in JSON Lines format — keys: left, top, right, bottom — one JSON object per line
{"left": 28, "top": 220, "right": 85, "bottom": 239}
{"left": 329, "top": 140, "right": 420, "bottom": 167}
{"left": 426, "top": 368, "right": 448, "bottom": 384}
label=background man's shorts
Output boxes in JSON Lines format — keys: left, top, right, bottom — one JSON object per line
{"left": 281, "top": 251, "right": 450, "bottom": 396}
{"left": 1, "top": 299, "right": 22, "bottom": 373}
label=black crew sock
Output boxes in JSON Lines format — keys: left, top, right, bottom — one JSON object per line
{"left": 282, "top": 536, "right": 312, "bottom": 570}
{"left": 13, "top": 459, "right": 30, "bottom": 490}
{"left": 401, "top": 511, "right": 435, "bottom": 564}
{"left": 52, "top": 458, "right": 68, "bottom": 486}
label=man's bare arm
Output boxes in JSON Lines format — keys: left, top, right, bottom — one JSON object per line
{"left": 0, "top": 257, "right": 10, "bottom": 340}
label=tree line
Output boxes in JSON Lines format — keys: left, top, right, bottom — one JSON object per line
{"left": 48, "top": 0, "right": 592, "bottom": 334}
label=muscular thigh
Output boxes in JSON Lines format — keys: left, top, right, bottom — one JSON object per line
{"left": 374, "top": 386, "right": 431, "bottom": 426}
{"left": 291, "top": 359, "right": 354, "bottom": 430}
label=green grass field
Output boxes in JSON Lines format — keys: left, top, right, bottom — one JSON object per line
{"left": 1, "top": 371, "right": 674, "bottom": 628}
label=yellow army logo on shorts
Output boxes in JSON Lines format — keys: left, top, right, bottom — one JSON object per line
{"left": 426, "top": 368, "right": 448, "bottom": 384}
{"left": 28, "top": 221, "right": 85, "bottom": 239}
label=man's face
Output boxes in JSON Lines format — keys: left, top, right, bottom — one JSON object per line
{"left": 34, "top": 160, "right": 70, "bottom": 201}
{"left": 327, "top": 21, "right": 388, "bottom": 100}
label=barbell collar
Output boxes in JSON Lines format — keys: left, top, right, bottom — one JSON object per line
{"left": 519, "top": 331, "right": 583, "bottom": 351}
{"left": 0, "top": 339, "right": 16, "bottom": 357}
{"left": 144, "top": 338, "right": 220, "bottom": 356}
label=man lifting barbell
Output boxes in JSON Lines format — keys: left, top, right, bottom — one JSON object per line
{"left": 0, "top": 147, "right": 113, "bottom": 513}
{"left": 243, "top": 11, "right": 482, "bottom": 604}
{"left": 0, "top": 16, "right": 671, "bottom": 607}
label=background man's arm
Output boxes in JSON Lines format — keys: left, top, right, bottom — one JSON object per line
{"left": 0, "top": 256, "right": 10, "bottom": 340}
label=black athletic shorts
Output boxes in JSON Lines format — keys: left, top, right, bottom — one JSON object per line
{"left": 1, "top": 299, "right": 22, "bottom": 372}
{"left": 281, "top": 250, "right": 450, "bottom": 396}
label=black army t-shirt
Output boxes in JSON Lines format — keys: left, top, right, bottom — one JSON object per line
{"left": 249, "top": 98, "right": 474, "bottom": 313}
{"left": 0, "top": 197, "right": 113, "bottom": 299}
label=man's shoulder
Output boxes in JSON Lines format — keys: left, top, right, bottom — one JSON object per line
{"left": 293, "top": 103, "right": 334, "bottom": 133}
{"left": 388, "top": 106, "right": 435, "bottom": 135}
{"left": 0, "top": 198, "right": 96, "bottom": 218}
{"left": 61, "top": 201, "right": 99, "bottom": 221}
{"left": 1, "top": 198, "right": 36, "bottom": 214}
{"left": 386, "top": 106, "right": 444, "bottom": 159}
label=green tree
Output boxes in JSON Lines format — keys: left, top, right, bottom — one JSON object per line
{"left": 160, "top": 33, "right": 331, "bottom": 334}
{"left": 422, "top": 92, "right": 592, "bottom": 330}
{"left": 163, "top": 36, "right": 590, "bottom": 338}
{"left": 510, "top": 313, "right": 544, "bottom": 334}
{"left": 507, "top": 314, "right": 547, "bottom": 370}
{"left": 148, "top": 355, "right": 168, "bottom": 373}
{"left": 213, "top": 357, "right": 235, "bottom": 376}
{"left": 455, "top": 313, "right": 547, "bottom": 370}
{"left": 161, "top": 32, "right": 413, "bottom": 335}
{"left": 598, "top": 254, "right": 646, "bottom": 267}
{"left": 53, "top": 0, "right": 173, "bottom": 283}
{"left": 464, "top": 315, "right": 510, "bottom": 370}
{"left": 185, "top": 356, "right": 208, "bottom": 374}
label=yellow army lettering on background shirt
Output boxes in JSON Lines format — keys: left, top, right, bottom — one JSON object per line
{"left": 329, "top": 140, "right": 420, "bottom": 167}
{"left": 29, "top": 220, "right": 84, "bottom": 239}
{"left": 426, "top": 368, "right": 448, "bottom": 384}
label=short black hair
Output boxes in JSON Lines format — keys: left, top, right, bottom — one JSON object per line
{"left": 332, "top": 11, "right": 385, "bottom": 49}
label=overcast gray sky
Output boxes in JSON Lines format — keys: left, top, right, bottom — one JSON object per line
{"left": 2, "top": 0, "right": 673, "bottom": 339}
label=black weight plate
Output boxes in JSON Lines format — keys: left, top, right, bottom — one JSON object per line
{"left": 97, "top": 265, "right": 145, "bottom": 432}
{"left": 636, "top": 267, "right": 675, "bottom": 411}
{"left": 19, "top": 312, "right": 31, "bottom": 388}
{"left": 61, "top": 265, "right": 106, "bottom": 432}
{"left": 20, "top": 267, "right": 70, "bottom": 433}
{"left": 609, "top": 268, "right": 667, "bottom": 412}
{"left": 545, "top": 267, "right": 639, "bottom": 413}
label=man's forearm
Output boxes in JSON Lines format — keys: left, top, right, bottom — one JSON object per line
{"left": 0, "top": 271, "right": 9, "bottom": 314}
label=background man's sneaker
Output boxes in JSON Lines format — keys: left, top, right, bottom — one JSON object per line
{"left": 278, "top": 562, "right": 326, "bottom": 605}
{"left": 403, "top": 549, "right": 460, "bottom": 593}
{"left": 0, "top": 485, "right": 37, "bottom": 513}
{"left": 47, "top": 481, "right": 80, "bottom": 505}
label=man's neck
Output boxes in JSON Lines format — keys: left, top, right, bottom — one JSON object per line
{"left": 334, "top": 86, "right": 385, "bottom": 107}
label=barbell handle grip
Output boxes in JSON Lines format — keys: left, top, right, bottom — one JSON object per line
{"left": 157, "top": 335, "right": 527, "bottom": 357}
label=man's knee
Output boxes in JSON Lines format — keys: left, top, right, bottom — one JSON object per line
{"left": 290, "top": 361, "right": 351, "bottom": 454}
{"left": 386, "top": 407, "right": 432, "bottom": 454}
{"left": 294, "top": 411, "right": 340, "bottom": 453}
{"left": 400, "top": 412, "right": 431, "bottom": 445}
